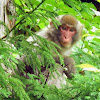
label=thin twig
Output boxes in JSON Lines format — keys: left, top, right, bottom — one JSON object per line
{"left": 28, "top": 0, "right": 45, "bottom": 14}
{"left": 10, "top": 0, "right": 45, "bottom": 32}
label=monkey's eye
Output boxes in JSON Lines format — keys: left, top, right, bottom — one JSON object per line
{"left": 70, "top": 28, "right": 76, "bottom": 32}
{"left": 61, "top": 25, "right": 67, "bottom": 30}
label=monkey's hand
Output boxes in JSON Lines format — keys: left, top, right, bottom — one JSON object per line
{"left": 54, "top": 56, "right": 76, "bottom": 78}
{"left": 63, "top": 56, "right": 76, "bottom": 78}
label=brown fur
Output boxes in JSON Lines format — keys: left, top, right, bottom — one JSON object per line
{"left": 61, "top": 15, "right": 78, "bottom": 27}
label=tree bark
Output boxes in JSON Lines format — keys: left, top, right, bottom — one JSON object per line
{"left": 0, "top": 0, "right": 16, "bottom": 38}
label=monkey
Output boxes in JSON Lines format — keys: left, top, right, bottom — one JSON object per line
{"left": 26, "top": 15, "right": 83, "bottom": 88}
{"left": 36, "top": 15, "right": 83, "bottom": 73}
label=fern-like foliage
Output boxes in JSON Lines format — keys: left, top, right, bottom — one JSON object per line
{"left": 0, "top": 0, "right": 100, "bottom": 100}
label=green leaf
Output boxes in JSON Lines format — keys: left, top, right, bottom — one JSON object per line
{"left": 93, "top": 38, "right": 100, "bottom": 43}
{"left": 97, "top": 0, "right": 100, "bottom": 3}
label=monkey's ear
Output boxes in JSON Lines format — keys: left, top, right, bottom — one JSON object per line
{"left": 50, "top": 21, "right": 53, "bottom": 25}
{"left": 50, "top": 21, "right": 55, "bottom": 27}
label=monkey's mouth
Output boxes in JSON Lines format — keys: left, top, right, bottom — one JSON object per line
{"left": 60, "top": 41, "right": 70, "bottom": 46}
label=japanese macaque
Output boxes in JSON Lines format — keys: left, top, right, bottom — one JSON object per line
{"left": 29, "top": 15, "right": 83, "bottom": 88}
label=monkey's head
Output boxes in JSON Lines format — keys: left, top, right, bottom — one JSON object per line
{"left": 50, "top": 15, "right": 83, "bottom": 48}
{"left": 58, "top": 15, "right": 83, "bottom": 47}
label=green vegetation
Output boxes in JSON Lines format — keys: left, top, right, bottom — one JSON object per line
{"left": 0, "top": 0, "right": 100, "bottom": 100}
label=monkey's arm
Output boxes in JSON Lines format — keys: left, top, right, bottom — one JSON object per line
{"left": 54, "top": 56, "right": 75, "bottom": 78}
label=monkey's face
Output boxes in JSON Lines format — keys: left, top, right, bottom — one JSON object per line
{"left": 58, "top": 24, "right": 76, "bottom": 46}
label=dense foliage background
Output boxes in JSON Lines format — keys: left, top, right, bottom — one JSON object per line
{"left": 0, "top": 0, "right": 100, "bottom": 100}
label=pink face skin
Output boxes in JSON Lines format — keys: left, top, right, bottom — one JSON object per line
{"left": 59, "top": 24, "right": 76, "bottom": 46}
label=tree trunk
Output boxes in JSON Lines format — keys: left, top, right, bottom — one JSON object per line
{"left": 0, "top": 0, "right": 6, "bottom": 38}
{"left": 0, "top": 0, "right": 15, "bottom": 38}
